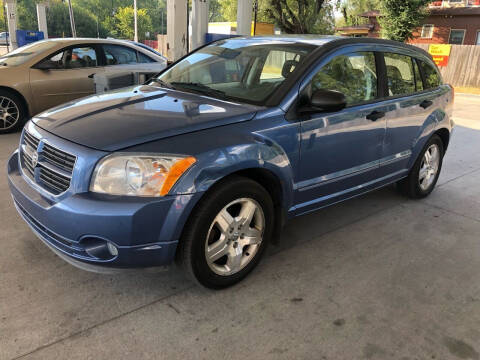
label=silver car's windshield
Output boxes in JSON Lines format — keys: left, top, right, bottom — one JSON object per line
{"left": 155, "top": 39, "right": 314, "bottom": 105}
{"left": 0, "top": 41, "right": 57, "bottom": 66}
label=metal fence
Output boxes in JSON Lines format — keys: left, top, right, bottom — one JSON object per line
{"left": 414, "top": 44, "right": 480, "bottom": 88}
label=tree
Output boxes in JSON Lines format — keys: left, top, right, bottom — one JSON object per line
{"left": 114, "top": 6, "right": 152, "bottom": 41}
{"left": 337, "top": 0, "right": 380, "bottom": 27}
{"left": 379, "top": 0, "right": 431, "bottom": 42}
{"left": 17, "top": 0, "right": 37, "bottom": 30}
{"left": 209, "top": 0, "right": 224, "bottom": 22}
{"left": 209, "top": 0, "right": 271, "bottom": 23}
{"left": 266, "top": 0, "right": 336, "bottom": 34}
{"left": 0, "top": 3, "right": 6, "bottom": 32}
{"left": 146, "top": 0, "right": 166, "bottom": 36}
{"left": 46, "top": 0, "right": 106, "bottom": 38}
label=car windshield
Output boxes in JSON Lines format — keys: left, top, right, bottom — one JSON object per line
{"left": 155, "top": 39, "right": 314, "bottom": 105}
{"left": 0, "top": 41, "right": 57, "bottom": 66}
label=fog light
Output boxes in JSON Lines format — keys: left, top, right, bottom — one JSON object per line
{"left": 107, "top": 242, "right": 119, "bottom": 256}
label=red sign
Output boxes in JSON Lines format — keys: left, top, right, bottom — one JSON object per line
{"left": 432, "top": 55, "right": 449, "bottom": 67}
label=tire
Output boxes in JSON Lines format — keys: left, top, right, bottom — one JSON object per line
{"left": 177, "top": 176, "right": 274, "bottom": 289}
{"left": 398, "top": 134, "right": 444, "bottom": 199}
{"left": 0, "top": 89, "right": 27, "bottom": 134}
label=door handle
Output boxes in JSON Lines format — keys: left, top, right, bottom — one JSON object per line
{"left": 420, "top": 100, "right": 433, "bottom": 109}
{"left": 88, "top": 73, "right": 95, "bottom": 79}
{"left": 366, "top": 111, "right": 385, "bottom": 121}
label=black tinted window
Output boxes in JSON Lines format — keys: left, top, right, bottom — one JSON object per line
{"left": 384, "top": 53, "right": 415, "bottom": 96}
{"left": 103, "top": 45, "right": 137, "bottom": 65}
{"left": 138, "top": 52, "right": 155, "bottom": 63}
{"left": 420, "top": 61, "right": 441, "bottom": 89}
{"left": 311, "top": 52, "right": 377, "bottom": 106}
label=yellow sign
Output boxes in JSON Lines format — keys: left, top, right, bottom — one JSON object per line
{"left": 428, "top": 45, "right": 452, "bottom": 67}
{"left": 428, "top": 44, "right": 452, "bottom": 57}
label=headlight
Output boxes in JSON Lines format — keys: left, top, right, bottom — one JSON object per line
{"left": 90, "top": 153, "right": 196, "bottom": 197}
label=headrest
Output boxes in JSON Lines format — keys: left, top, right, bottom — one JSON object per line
{"left": 282, "top": 60, "right": 299, "bottom": 79}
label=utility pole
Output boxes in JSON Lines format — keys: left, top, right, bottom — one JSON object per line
{"left": 67, "top": 0, "right": 76, "bottom": 37}
{"left": 253, "top": 0, "right": 258, "bottom": 35}
{"left": 161, "top": 9, "right": 164, "bottom": 35}
{"left": 2, "top": 0, "right": 9, "bottom": 52}
{"left": 133, "top": 0, "right": 138, "bottom": 42}
{"left": 186, "top": 0, "right": 189, "bottom": 53}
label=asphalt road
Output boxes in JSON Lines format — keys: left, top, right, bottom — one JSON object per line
{"left": 1, "top": 94, "right": 480, "bottom": 360}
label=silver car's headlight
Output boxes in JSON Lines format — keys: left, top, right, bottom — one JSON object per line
{"left": 90, "top": 153, "right": 196, "bottom": 197}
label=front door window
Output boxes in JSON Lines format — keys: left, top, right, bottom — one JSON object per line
{"left": 310, "top": 52, "right": 378, "bottom": 106}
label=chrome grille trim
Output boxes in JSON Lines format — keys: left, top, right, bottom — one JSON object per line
{"left": 43, "top": 143, "right": 76, "bottom": 172}
{"left": 24, "top": 131, "right": 39, "bottom": 150}
{"left": 20, "top": 130, "right": 77, "bottom": 196}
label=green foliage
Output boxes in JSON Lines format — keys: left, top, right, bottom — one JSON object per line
{"left": 0, "top": 3, "right": 6, "bottom": 32}
{"left": 114, "top": 6, "right": 152, "bottom": 41}
{"left": 337, "top": 0, "right": 380, "bottom": 27}
{"left": 146, "top": 0, "right": 167, "bottom": 36}
{"left": 379, "top": 0, "right": 431, "bottom": 42}
{"left": 209, "top": 0, "right": 271, "bottom": 23}
{"left": 266, "top": 0, "right": 336, "bottom": 34}
{"left": 46, "top": 0, "right": 107, "bottom": 38}
{"left": 17, "top": 0, "right": 37, "bottom": 30}
{"left": 209, "top": 0, "right": 224, "bottom": 22}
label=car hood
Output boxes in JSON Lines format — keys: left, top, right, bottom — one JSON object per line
{"left": 33, "top": 85, "right": 261, "bottom": 151}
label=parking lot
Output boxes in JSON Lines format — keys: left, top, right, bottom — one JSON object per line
{"left": 1, "top": 93, "right": 480, "bottom": 359}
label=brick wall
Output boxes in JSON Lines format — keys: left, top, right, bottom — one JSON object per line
{"left": 411, "top": 14, "right": 480, "bottom": 45}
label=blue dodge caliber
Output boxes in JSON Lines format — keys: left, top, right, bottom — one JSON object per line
{"left": 8, "top": 36, "right": 453, "bottom": 288}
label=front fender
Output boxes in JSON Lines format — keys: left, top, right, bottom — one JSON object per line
{"left": 172, "top": 136, "right": 295, "bottom": 211}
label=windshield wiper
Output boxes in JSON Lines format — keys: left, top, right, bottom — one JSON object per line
{"left": 169, "top": 82, "right": 227, "bottom": 99}
{"left": 149, "top": 78, "right": 175, "bottom": 89}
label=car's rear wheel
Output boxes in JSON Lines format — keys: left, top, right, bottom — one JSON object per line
{"left": 398, "top": 134, "right": 444, "bottom": 199}
{"left": 177, "top": 176, "right": 274, "bottom": 289}
{"left": 0, "top": 89, "right": 27, "bottom": 134}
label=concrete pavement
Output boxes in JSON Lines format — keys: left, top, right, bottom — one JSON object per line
{"left": 1, "top": 94, "right": 480, "bottom": 360}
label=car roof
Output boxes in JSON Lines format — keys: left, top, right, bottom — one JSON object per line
{"left": 36, "top": 38, "right": 145, "bottom": 45}
{"left": 224, "top": 35, "right": 432, "bottom": 59}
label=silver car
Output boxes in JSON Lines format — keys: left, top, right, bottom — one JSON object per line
{"left": 0, "top": 38, "right": 168, "bottom": 133}
{"left": 0, "top": 32, "right": 8, "bottom": 46}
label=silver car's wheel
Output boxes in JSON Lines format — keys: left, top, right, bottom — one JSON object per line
{"left": 0, "top": 96, "right": 20, "bottom": 131}
{"left": 205, "top": 198, "right": 265, "bottom": 276}
{"left": 419, "top": 144, "right": 440, "bottom": 191}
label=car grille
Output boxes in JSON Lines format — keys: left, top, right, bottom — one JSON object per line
{"left": 20, "top": 130, "right": 76, "bottom": 195}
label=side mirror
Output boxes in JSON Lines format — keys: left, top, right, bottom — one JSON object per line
{"left": 300, "top": 89, "right": 347, "bottom": 114}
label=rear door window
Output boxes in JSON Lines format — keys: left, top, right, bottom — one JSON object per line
{"left": 419, "top": 61, "right": 442, "bottom": 89}
{"left": 137, "top": 52, "right": 155, "bottom": 63}
{"left": 310, "top": 52, "right": 378, "bottom": 106}
{"left": 384, "top": 53, "right": 415, "bottom": 97}
{"left": 103, "top": 45, "right": 138, "bottom": 65}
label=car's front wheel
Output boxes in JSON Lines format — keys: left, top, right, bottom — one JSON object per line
{"left": 177, "top": 176, "right": 274, "bottom": 289}
{"left": 0, "top": 89, "right": 27, "bottom": 134}
{"left": 398, "top": 134, "right": 444, "bottom": 198}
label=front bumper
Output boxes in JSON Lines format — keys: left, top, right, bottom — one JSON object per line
{"left": 8, "top": 150, "right": 200, "bottom": 269}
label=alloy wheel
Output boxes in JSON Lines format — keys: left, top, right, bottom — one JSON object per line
{"left": 0, "top": 96, "right": 20, "bottom": 130}
{"left": 205, "top": 198, "right": 265, "bottom": 276}
{"left": 419, "top": 144, "right": 440, "bottom": 191}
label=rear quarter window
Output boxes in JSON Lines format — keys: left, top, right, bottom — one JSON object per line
{"left": 419, "top": 61, "right": 442, "bottom": 89}
{"left": 384, "top": 53, "right": 416, "bottom": 96}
